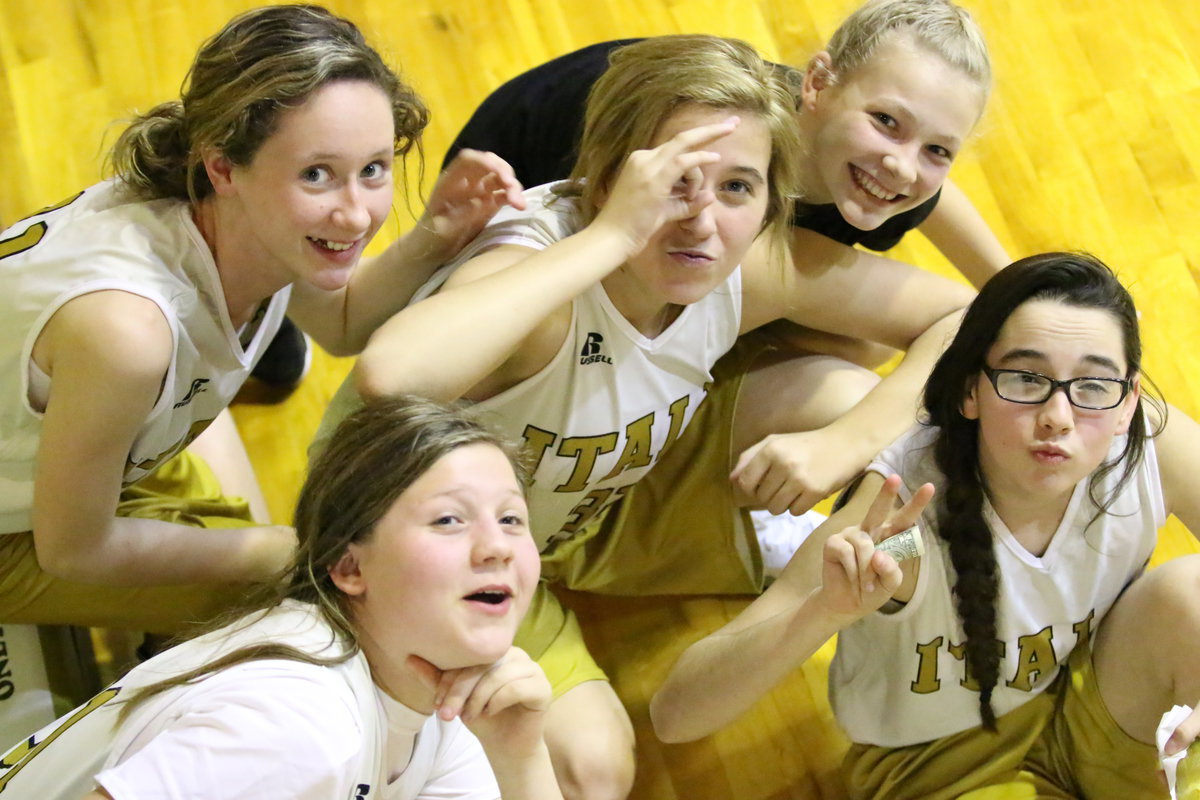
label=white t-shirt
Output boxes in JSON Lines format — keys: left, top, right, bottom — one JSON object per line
{"left": 830, "top": 424, "right": 1164, "bottom": 746}
{"left": 0, "top": 601, "right": 500, "bottom": 800}
{"left": 0, "top": 181, "right": 289, "bottom": 533}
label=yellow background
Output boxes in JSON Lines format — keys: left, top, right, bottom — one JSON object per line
{"left": 4, "top": 1, "right": 1200, "bottom": 796}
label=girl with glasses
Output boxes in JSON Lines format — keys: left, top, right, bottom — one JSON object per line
{"left": 651, "top": 252, "right": 1200, "bottom": 798}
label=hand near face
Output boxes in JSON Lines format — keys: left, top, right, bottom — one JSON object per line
{"left": 407, "top": 647, "right": 552, "bottom": 760}
{"left": 814, "top": 474, "right": 933, "bottom": 620}
{"left": 591, "top": 117, "right": 739, "bottom": 256}
{"left": 419, "top": 149, "right": 527, "bottom": 260}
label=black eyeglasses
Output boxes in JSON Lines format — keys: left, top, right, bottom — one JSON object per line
{"left": 981, "top": 367, "right": 1131, "bottom": 410}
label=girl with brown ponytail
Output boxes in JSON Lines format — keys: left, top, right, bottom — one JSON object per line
{"left": 652, "top": 252, "right": 1200, "bottom": 798}
{"left": 0, "top": 5, "right": 522, "bottom": 632}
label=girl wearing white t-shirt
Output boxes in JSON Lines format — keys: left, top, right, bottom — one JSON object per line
{"left": 0, "top": 396, "right": 562, "bottom": 800}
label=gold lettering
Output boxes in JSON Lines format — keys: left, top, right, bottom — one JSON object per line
{"left": 555, "top": 433, "right": 618, "bottom": 493}
{"left": 1007, "top": 625, "right": 1056, "bottom": 692}
{"left": 521, "top": 425, "right": 558, "bottom": 479}
{"left": 0, "top": 688, "right": 119, "bottom": 791}
{"left": 1072, "top": 609, "right": 1095, "bottom": 651}
{"left": 561, "top": 488, "right": 614, "bottom": 535}
{"left": 0, "top": 223, "right": 46, "bottom": 261}
{"left": 948, "top": 639, "right": 1005, "bottom": 692}
{"left": 600, "top": 413, "right": 654, "bottom": 481}
{"left": 663, "top": 395, "right": 691, "bottom": 449}
{"left": 910, "top": 636, "right": 943, "bottom": 694}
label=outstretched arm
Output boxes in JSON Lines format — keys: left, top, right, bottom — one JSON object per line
{"left": 918, "top": 178, "right": 1010, "bottom": 289}
{"left": 288, "top": 150, "right": 526, "bottom": 355}
{"left": 733, "top": 233, "right": 970, "bottom": 513}
{"left": 1154, "top": 401, "right": 1200, "bottom": 537}
{"left": 649, "top": 474, "right": 932, "bottom": 742}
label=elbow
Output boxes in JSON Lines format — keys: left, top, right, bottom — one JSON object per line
{"left": 648, "top": 689, "right": 704, "bottom": 744}
{"left": 352, "top": 355, "right": 396, "bottom": 401}
{"left": 32, "top": 531, "right": 101, "bottom": 583}
{"left": 318, "top": 337, "right": 360, "bottom": 359}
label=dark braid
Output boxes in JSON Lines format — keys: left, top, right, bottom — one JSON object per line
{"left": 921, "top": 252, "right": 1159, "bottom": 730}
{"left": 930, "top": 426, "right": 1001, "bottom": 728}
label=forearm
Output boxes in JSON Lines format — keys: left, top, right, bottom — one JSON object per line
{"left": 355, "top": 224, "right": 632, "bottom": 400}
{"left": 918, "top": 179, "right": 1010, "bottom": 289}
{"left": 485, "top": 741, "right": 564, "bottom": 800}
{"left": 650, "top": 591, "right": 847, "bottom": 742}
{"left": 34, "top": 516, "right": 293, "bottom": 585}
{"left": 290, "top": 225, "right": 456, "bottom": 356}
{"left": 820, "top": 310, "right": 962, "bottom": 461}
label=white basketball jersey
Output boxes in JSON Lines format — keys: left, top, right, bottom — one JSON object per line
{"left": 414, "top": 183, "right": 743, "bottom": 549}
{"left": 0, "top": 181, "right": 289, "bottom": 533}
{"left": 831, "top": 425, "right": 1164, "bottom": 746}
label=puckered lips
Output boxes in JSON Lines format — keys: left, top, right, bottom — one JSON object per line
{"left": 1030, "top": 443, "right": 1069, "bottom": 465}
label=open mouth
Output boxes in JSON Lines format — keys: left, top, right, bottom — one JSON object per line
{"left": 463, "top": 589, "right": 511, "bottom": 605}
{"left": 307, "top": 236, "right": 356, "bottom": 252}
{"left": 850, "top": 165, "right": 902, "bottom": 203}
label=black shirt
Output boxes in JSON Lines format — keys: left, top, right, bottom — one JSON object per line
{"left": 443, "top": 38, "right": 939, "bottom": 252}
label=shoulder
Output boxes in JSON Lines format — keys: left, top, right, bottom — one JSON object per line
{"left": 39, "top": 291, "right": 172, "bottom": 381}
{"left": 867, "top": 425, "right": 942, "bottom": 490}
{"left": 101, "top": 659, "right": 368, "bottom": 799}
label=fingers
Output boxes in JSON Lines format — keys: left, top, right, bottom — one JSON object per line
{"left": 824, "top": 527, "right": 905, "bottom": 613}
{"left": 436, "top": 149, "right": 526, "bottom": 211}
{"left": 1165, "top": 705, "right": 1200, "bottom": 755}
{"left": 729, "top": 438, "right": 821, "bottom": 516}
{"left": 406, "top": 648, "right": 551, "bottom": 725}
{"left": 657, "top": 116, "right": 740, "bottom": 156}
{"left": 891, "top": 482, "right": 935, "bottom": 533}
{"left": 859, "top": 474, "right": 903, "bottom": 534}
{"left": 825, "top": 528, "right": 891, "bottom": 599}
{"left": 460, "top": 657, "right": 551, "bottom": 724}
{"left": 857, "top": 477, "right": 934, "bottom": 545}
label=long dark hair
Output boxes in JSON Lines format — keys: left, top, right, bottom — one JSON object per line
{"left": 921, "top": 252, "right": 1159, "bottom": 730}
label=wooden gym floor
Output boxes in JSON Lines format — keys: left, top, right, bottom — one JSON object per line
{"left": 4, "top": 1, "right": 1200, "bottom": 797}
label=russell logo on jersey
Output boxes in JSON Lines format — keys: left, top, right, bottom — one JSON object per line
{"left": 579, "top": 332, "right": 613, "bottom": 366}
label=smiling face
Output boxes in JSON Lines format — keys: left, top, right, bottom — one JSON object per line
{"left": 332, "top": 443, "right": 541, "bottom": 679}
{"left": 961, "top": 299, "right": 1140, "bottom": 516}
{"left": 218, "top": 79, "right": 396, "bottom": 293}
{"left": 801, "top": 35, "right": 984, "bottom": 231}
{"left": 602, "top": 103, "right": 772, "bottom": 335}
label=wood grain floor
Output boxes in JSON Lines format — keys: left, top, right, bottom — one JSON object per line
{"left": 4, "top": 1, "right": 1200, "bottom": 797}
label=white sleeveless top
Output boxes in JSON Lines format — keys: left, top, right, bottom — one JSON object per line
{"left": 830, "top": 424, "right": 1164, "bottom": 746}
{"left": 413, "top": 183, "right": 743, "bottom": 549}
{"left": 0, "top": 181, "right": 289, "bottom": 533}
